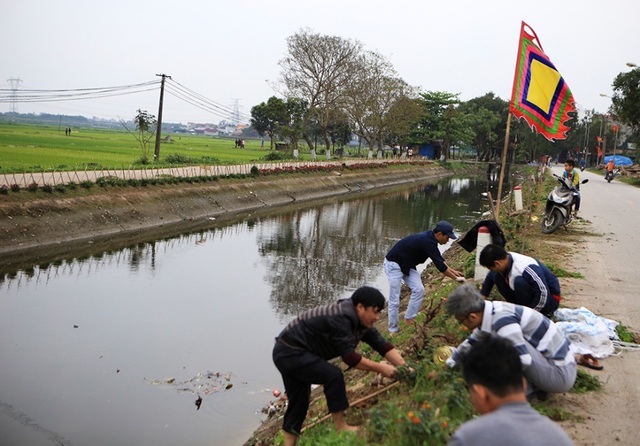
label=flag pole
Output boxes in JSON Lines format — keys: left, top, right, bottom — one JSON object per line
{"left": 494, "top": 113, "right": 512, "bottom": 221}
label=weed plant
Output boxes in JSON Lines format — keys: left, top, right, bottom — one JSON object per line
{"left": 286, "top": 168, "right": 606, "bottom": 446}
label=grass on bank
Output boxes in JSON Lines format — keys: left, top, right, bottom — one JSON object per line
{"left": 255, "top": 167, "right": 605, "bottom": 446}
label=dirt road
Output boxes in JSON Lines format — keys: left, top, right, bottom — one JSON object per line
{"left": 551, "top": 165, "right": 640, "bottom": 444}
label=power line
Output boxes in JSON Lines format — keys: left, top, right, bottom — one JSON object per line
{"left": 164, "top": 79, "right": 251, "bottom": 122}
{"left": 0, "top": 78, "right": 252, "bottom": 123}
{"left": 0, "top": 81, "right": 161, "bottom": 104}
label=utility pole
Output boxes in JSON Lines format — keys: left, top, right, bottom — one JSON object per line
{"left": 231, "top": 98, "right": 241, "bottom": 126}
{"left": 154, "top": 73, "right": 171, "bottom": 161}
{"left": 7, "top": 77, "right": 23, "bottom": 113}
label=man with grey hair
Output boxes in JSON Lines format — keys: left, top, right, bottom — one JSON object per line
{"left": 444, "top": 284, "right": 576, "bottom": 400}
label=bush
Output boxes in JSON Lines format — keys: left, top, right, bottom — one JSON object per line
{"left": 165, "top": 153, "right": 194, "bottom": 164}
{"left": 133, "top": 156, "right": 151, "bottom": 165}
{"left": 164, "top": 153, "right": 221, "bottom": 165}
{"left": 262, "top": 151, "right": 289, "bottom": 161}
{"left": 10, "top": 184, "right": 20, "bottom": 192}
{"left": 250, "top": 165, "right": 260, "bottom": 176}
{"left": 95, "top": 176, "right": 125, "bottom": 187}
{"left": 67, "top": 182, "right": 77, "bottom": 190}
{"left": 0, "top": 185, "right": 8, "bottom": 195}
{"left": 41, "top": 184, "right": 54, "bottom": 194}
{"left": 54, "top": 184, "right": 66, "bottom": 193}
{"left": 27, "top": 182, "right": 39, "bottom": 192}
{"left": 80, "top": 180, "right": 93, "bottom": 189}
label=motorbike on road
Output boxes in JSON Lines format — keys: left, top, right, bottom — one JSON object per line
{"left": 605, "top": 168, "right": 621, "bottom": 183}
{"left": 541, "top": 174, "right": 589, "bottom": 234}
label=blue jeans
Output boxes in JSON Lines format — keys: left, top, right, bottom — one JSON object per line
{"left": 384, "top": 258, "right": 425, "bottom": 332}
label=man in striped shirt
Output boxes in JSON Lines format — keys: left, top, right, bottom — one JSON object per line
{"left": 444, "top": 284, "right": 576, "bottom": 400}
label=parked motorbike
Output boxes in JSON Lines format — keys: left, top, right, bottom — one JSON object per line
{"left": 605, "top": 168, "right": 620, "bottom": 183}
{"left": 541, "top": 174, "right": 589, "bottom": 234}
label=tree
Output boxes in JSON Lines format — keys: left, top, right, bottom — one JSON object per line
{"left": 611, "top": 67, "right": 640, "bottom": 142}
{"left": 458, "top": 93, "right": 507, "bottom": 161}
{"left": 120, "top": 109, "right": 157, "bottom": 164}
{"left": 341, "top": 50, "right": 419, "bottom": 158}
{"left": 326, "top": 111, "right": 352, "bottom": 156}
{"left": 250, "top": 97, "right": 288, "bottom": 150}
{"left": 279, "top": 29, "right": 362, "bottom": 159}
{"left": 412, "top": 91, "right": 471, "bottom": 159}
{"left": 280, "top": 97, "right": 308, "bottom": 153}
{"left": 384, "top": 95, "right": 423, "bottom": 154}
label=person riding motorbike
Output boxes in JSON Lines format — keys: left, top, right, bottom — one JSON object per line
{"left": 605, "top": 159, "right": 615, "bottom": 181}
{"left": 562, "top": 159, "right": 581, "bottom": 217}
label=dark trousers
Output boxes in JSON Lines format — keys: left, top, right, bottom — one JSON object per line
{"left": 272, "top": 340, "right": 349, "bottom": 435}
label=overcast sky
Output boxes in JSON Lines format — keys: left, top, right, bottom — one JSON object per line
{"left": 1, "top": 0, "right": 637, "bottom": 124}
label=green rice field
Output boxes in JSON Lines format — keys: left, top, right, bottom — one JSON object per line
{"left": 0, "top": 123, "right": 287, "bottom": 173}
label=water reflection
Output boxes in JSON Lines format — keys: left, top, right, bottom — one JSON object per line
{"left": 0, "top": 175, "right": 498, "bottom": 446}
{"left": 257, "top": 176, "right": 492, "bottom": 318}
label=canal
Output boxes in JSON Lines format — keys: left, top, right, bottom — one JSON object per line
{"left": 0, "top": 175, "right": 497, "bottom": 446}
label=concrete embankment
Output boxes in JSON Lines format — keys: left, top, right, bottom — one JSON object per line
{"left": 0, "top": 163, "right": 452, "bottom": 270}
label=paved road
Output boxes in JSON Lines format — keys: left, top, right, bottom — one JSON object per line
{"left": 551, "top": 165, "right": 640, "bottom": 445}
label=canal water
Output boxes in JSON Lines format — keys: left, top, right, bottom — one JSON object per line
{"left": 0, "top": 175, "right": 496, "bottom": 446}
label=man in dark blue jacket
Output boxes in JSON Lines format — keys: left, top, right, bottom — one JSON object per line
{"left": 272, "top": 286, "right": 406, "bottom": 446}
{"left": 479, "top": 244, "right": 561, "bottom": 316}
{"left": 384, "top": 221, "right": 464, "bottom": 333}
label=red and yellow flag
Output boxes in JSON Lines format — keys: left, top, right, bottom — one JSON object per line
{"left": 510, "top": 21, "right": 576, "bottom": 141}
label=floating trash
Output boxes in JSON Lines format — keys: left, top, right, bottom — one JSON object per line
{"left": 146, "top": 370, "right": 236, "bottom": 404}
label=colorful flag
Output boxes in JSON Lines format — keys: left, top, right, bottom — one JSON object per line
{"left": 597, "top": 136, "right": 603, "bottom": 143}
{"left": 597, "top": 145, "right": 603, "bottom": 158}
{"left": 509, "top": 21, "right": 576, "bottom": 141}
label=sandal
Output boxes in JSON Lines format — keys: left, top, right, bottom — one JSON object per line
{"left": 578, "top": 353, "right": 604, "bottom": 370}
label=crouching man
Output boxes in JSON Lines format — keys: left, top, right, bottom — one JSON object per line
{"left": 272, "top": 286, "right": 406, "bottom": 446}
{"left": 444, "top": 284, "right": 576, "bottom": 401}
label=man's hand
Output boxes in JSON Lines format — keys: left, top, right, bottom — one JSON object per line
{"left": 378, "top": 362, "right": 398, "bottom": 379}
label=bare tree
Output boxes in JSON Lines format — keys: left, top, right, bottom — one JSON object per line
{"left": 341, "top": 50, "right": 419, "bottom": 158}
{"left": 279, "top": 29, "right": 361, "bottom": 159}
